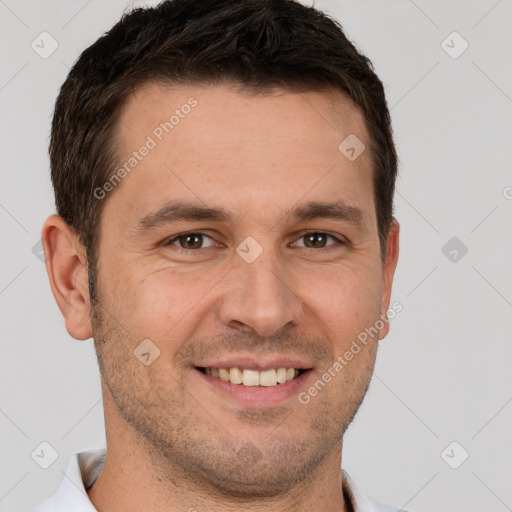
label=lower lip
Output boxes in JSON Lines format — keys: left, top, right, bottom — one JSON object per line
{"left": 194, "top": 368, "right": 313, "bottom": 407}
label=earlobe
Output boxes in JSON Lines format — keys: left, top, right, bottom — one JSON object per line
{"left": 378, "top": 218, "right": 400, "bottom": 340}
{"left": 42, "top": 214, "right": 93, "bottom": 340}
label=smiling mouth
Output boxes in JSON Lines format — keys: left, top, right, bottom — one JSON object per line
{"left": 196, "top": 367, "right": 309, "bottom": 387}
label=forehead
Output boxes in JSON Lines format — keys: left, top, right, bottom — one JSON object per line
{"left": 118, "top": 81, "right": 369, "bottom": 148}
{"left": 108, "top": 81, "right": 375, "bottom": 231}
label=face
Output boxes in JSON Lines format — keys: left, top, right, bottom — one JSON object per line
{"left": 89, "top": 82, "right": 399, "bottom": 496}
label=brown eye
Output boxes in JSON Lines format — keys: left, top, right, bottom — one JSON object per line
{"left": 166, "top": 232, "right": 214, "bottom": 250}
{"left": 304, "top": 233, "right": 327, "bottom": 248}
{"left": 295, "top": 232, "right": 342, "bottom": 249}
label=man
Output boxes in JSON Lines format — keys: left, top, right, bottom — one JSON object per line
{"left": 34, "top": 0, "right": 403, "bottom": 510}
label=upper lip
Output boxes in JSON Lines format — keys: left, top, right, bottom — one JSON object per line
{"left": 194, "top": 355, "right": 313, "bottom": 371}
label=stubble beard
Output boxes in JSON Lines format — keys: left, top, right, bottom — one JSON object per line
{"left": 89, "top": 288, "right": 376, "bottom": 499}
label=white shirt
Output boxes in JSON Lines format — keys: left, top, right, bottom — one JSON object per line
{"left": 32, "top": 448, "right": 407, "bottom": 512}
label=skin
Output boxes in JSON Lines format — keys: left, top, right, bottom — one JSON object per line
{"left": 43, "top": 82, "right": 399, "bottom": 512}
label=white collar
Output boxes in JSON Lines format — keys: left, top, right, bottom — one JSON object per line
{"left": 33, "top": 448, "right": 404, "bottom": 512}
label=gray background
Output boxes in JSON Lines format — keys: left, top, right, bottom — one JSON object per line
{"left": 1, "top": 0, "right": 511, "bottom": 511}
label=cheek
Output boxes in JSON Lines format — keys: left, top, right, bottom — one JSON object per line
{"left": 103, "top": 250, "right": 381, "bottom": 346}
{"left": 121, "top": 266, "right": 224, "bottom": 337}
{"left": 297, "top": 261, "right": 382, "bottom": 334}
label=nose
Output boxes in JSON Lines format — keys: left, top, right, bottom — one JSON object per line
{"left": 217, "top": 249, "right": 304, "bottom": 338}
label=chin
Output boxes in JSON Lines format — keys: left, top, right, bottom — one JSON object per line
{"left": 182, "top": 435, "right": 331, "bottom": 499}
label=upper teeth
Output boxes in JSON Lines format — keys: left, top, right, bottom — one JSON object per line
{"left": 203, "top": 367, "right": 300, "bottom": 386}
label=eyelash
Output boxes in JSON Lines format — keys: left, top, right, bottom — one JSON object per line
{"left": 164, "top": 231, "right": 346, "bottom": 251}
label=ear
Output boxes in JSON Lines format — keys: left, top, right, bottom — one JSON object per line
{"left": 378, "top": 218, "right": 400, "bottom": 340}
{"left": 41, "top": 214, "right": 93, "bottom": 340}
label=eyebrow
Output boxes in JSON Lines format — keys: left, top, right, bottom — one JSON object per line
{"left": 136, "top": 200, "right": 368, "bottom": 233}
{"left": 137, "top": 201, "right": 230, "bottom": 231}
{"left": 292, "top": 201, "right": 368, "bottom": 231}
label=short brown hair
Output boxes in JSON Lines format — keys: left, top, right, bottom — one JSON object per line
{"left": 50, "top": 0, "right": 398, "bottom": 300}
